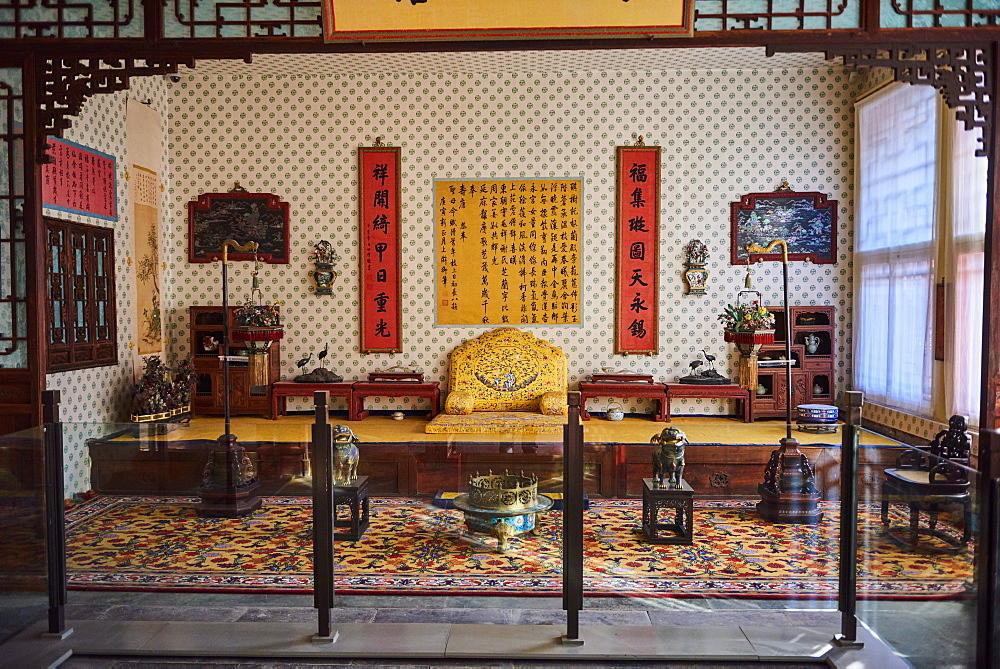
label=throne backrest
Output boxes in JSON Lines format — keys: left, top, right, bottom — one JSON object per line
{"left": 448, "top": 327, "right": 568, "bottom": 412}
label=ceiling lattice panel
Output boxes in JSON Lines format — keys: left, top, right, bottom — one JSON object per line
{"left": 181, "top": 48, "right": 838, "bottom": 77}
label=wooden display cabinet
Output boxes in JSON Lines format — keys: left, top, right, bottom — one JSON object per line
{"left": 189, "top": 305, "right": 279, "bottom": 417}
{"left": 750, "top": 305, "right": 836, "bottom": 420}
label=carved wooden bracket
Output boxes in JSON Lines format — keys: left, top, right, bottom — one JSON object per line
{"left": 36, "top": 56, "right": 194, "bottom": 162}
{"left": 823, "top": 45, "right": 992, "bottom": 156}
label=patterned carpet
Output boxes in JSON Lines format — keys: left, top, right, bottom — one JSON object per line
{"left": 64, "top": 495, "right": 973, "bottom": 600}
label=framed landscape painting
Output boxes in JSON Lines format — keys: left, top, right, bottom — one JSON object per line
{"left": 730, "top": 191, "right": 837, "bottom": 265}
{"left": 188, "top": 186, "right": 290, "bottom": 263}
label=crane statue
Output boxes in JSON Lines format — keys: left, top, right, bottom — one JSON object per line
{"left": 701, "top": 349, "right": 717, "bottom": 373}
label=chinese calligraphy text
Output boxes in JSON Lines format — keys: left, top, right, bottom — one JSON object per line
{"left": 360, "top": 146, "right": 402, "bottom": 353}
{"left": 615, "top": 146, "right": 660, "bottom": 354}
{"left": 436, "top": 178, "right": 582, "bottom": 326}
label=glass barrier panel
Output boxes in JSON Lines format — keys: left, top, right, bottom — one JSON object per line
{"left": 856, "top": 425, "right": 981, "bottom": 667}
{"left": 0, "top": 426, "right": 46, "bottom": 644}
{"left": 581, "top": 414, "right": 841, "bottom": 640}
{"left": 64, "top": 407, "right": 568, "bottom": 636}
{"left": 65, "top": 420, "right": 315, "bottom": 622}
{"left": 320, "top": 409, "right": 566, "bottom": 626}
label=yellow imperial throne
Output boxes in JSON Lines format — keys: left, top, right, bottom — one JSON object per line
{"left": 424, "top": 327, "right": 569, "bottom": 434}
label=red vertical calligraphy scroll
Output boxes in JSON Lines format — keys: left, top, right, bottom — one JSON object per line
{"left": 42, "top": 136, "right": 117, "bottom": 221}
{"left": 615, "top": 145, "right": 660, "bottom": 355}
{"left": 359, "top": 146, "right": 402, "bottom": 354}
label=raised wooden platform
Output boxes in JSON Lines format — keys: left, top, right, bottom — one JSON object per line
{"left": 88, "top": 429, "right": 904, "bottom": 501}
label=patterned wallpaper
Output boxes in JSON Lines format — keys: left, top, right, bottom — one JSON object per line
{"left": 45, "top": 64, "right": 860, "bottom": 495}
{"left": 164, "top": 67, "right": 858, "bottom": 416}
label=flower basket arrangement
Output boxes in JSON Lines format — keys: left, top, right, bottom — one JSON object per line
{"left": 231, "top": 302, "right": 283, "bottom": 385}
{"left": 719, "top": 294, "right": 776, "bottom": 390}
{"left": 231, "top": 303, "right": 283, "bottom": 341}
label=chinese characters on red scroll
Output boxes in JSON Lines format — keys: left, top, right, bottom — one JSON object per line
{"left": 42, "top": 137, "right": 117, "bottom": 221}
{"left": 436, "top": 178, "right": 582, "bottom": 326}
{"left": 615, "top": 146, "right": 660, "bottom": 355}
{"left": 359, "top": 146, "right": 402, "bottom": 353}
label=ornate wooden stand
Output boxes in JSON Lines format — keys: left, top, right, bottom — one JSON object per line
{"left": 196, "top": 433, "right": 262, "bottom": 518}
{"left": 642, "top": 478, "right": 695, "bottom": 544}
{"left": 756, "top": 437, "right": 822, "bottom": 524}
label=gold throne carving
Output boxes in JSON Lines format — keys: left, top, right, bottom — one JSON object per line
{"left": 424, "top": 327, "right": 568, "bottom": 434}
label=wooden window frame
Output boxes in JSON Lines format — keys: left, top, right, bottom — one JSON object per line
{"left": 44, "top": 216, "right": 118, "bottom": 373}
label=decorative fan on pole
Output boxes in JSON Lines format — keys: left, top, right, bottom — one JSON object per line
{"left": 743, "top": 239, "right": 821, "bottom": 525}
{"left": 231, "top": 250, "right": 283, "bottom": 387}
{"left": 197, "top": 238, "right": 277, "bottom": 519}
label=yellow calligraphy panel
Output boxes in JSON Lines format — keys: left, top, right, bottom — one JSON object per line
{"left": 436, "top": 179, "right": 582, "bottom": 326}
{"left": 324, "top": 0, "right": 693, "bottom": 40}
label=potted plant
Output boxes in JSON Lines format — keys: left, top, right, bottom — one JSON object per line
{"left": 131, "top": 356, "right": 196, "bottom": 422}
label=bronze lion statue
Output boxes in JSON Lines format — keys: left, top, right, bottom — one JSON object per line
{"left": 650, "top": 426, "right": 688, "bottom": 489}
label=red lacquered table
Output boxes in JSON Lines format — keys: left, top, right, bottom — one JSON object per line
{"left": 349, "top": 382, "right": 441, "bottom": 421}
{"left": 578, "top": 375, "right": 667, "bottom": 422}
{"left": 271, "top": 381, "right": 354, "bottom": 418}
{"left": 664, "top": 383, "right": 752, "bottom": 422}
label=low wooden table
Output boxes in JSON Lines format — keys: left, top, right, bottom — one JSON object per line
{"left": 664, "top": 383, "right": 752, "bottom": 422}
{"left": 349, "top": 381, "right": 441, "bottom": 421}
{"left": 579, "top": 381, "right": 667, "bottom": 421}
{"left": 333, "top": 475, "right": 370, "bottom": 541}
{"left": 642, "top": 478, "right": 694, "bottom": 544}
{"left": 271, "top": 381, "right": 354, "bottom": 418}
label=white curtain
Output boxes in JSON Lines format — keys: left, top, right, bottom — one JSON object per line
{"left": 945, "top": 119, "right": 987, "bottom": 425}
{"left": 854, "top": 84, "right": 938, "bottom": 415}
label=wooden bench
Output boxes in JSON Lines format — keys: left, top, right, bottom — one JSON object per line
{"left": 578, "top": 379, "right": 667, "bottom": 421}
{"left": 349, "top": 381, "right": 441, "bottom": 421}
{"left": 664, "top": 383, "right": 752, "bottom": 422}
{"left": 271, "top": 381, "right": 354, "bottom": 418}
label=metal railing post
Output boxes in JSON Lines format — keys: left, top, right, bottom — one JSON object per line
{"left": 311, "top": 391, "right": 337, "bottom": 642}
{"left": 832, "top": 390, "right": 863, "bottom": 648}
{"left": 42, "top": 390, "right": 71, "bottom": 639}
{"left": 561, "top": 391, "right": 584, "bottom": 645}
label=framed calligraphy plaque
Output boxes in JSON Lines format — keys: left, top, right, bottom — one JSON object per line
{"left": 187, "top": 185, "right": 290, "bottom": 263}
{"left": 615, "top": 145, "right": 660, "bottom": 355}
{"left": 322, "top": 0, "right": 694, "bottom": 41}
{"left": 730, "top": 190, "right": 837, "bottom": 265}
{"left": 42, "top": 136, "right": 117, "bottom": 221}
{"left": 435, "top": 178, "right": 582, "bottom": 327}
{"left": 359, "top": 145, "right": 402, "bottom": 353}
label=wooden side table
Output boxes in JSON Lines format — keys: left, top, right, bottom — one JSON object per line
{"left": 642, "top": 478, "right": 694, "bottom": 545}
{"left": 578, "top": 381, "right": 667, "bottom": 421}
{"left": 271, "top": 381, "right": 354, "bottom": 418}
{"left": 333, "top": 475, "right": 370, "bottom": 541}
{"left": 664, "top": 383, "right": 752, "bottom": 422}
{"left": 349, "top": 381, "right": 441, "bottom": 421}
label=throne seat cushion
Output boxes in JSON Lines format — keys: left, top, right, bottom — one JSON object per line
{"left": 425, "top": 411, "right": 567, "bottom": 434}
{"left": 445, "top": 390, "right": 475, "bottom": 415}
{"left": 539, "top": 391, "right": 568, "bottom": 415}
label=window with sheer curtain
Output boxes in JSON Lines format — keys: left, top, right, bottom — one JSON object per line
{"left": 946, "top": 117, "right": 987, "bottom": 425}
{"left": 854, "top": 83, "right": 986, "bottom": 425}
{"left": 855, "top": 84, "right": 938, "bottom": 416}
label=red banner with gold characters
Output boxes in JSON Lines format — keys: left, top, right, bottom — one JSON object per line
{"left": 615, "top": 145, "right": 660, "bottom": 355}
{"left": 42, "top": 136, "right": 117, "bottom": 221}
{"left": 359, "top": 145, "right": 402, "bottom": 354}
